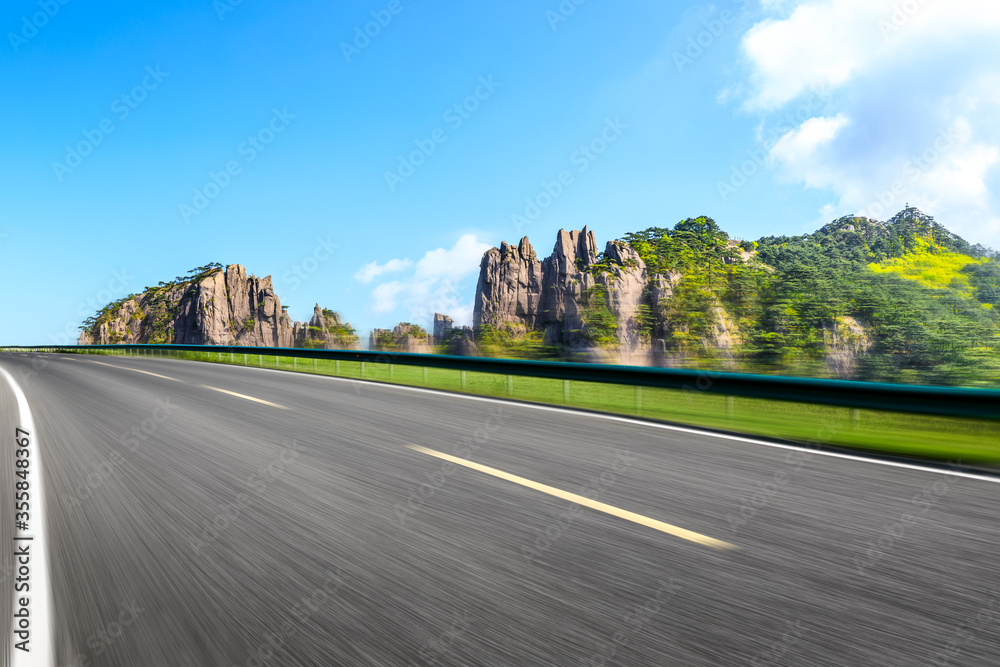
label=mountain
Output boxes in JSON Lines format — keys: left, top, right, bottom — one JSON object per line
{"left": 473, "top": 208, "right": 1000, "bottom": 385}
{"left": 78, "top": 263, "right": 360, "bottom": 350}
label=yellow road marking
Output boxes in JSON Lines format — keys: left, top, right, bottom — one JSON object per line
{"left": 87, "top": 360, "right": 182, "bottom": 382}
{"left": 406, "top": 445, "right": 737, "bottom": 550}
{"left": 200, "top": 385, "right": 290, "bottom": 410}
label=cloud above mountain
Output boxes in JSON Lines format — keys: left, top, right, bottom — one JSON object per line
{"left": 732, "top": 0, "right": 1000, "bottom": 244}
{"left": 356, "top": 234, "right": 492, "bottom": 328}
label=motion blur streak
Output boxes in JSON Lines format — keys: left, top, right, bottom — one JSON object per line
{"left": 0, "top": 351, "right": 998, "bottom": 664}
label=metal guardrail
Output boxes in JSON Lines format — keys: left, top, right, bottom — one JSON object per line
{"left": 3, "top": 344, "right": 1000, "bottom": 421}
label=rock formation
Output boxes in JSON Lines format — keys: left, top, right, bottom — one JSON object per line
{"left": 822, "top": 315, "right": 872, "bottom": 379}
{"left": 432, "top": 313, "right": 454, "bottom": 344}
{"left": 474, "top": 227, "right": 658, "bottom": 361}
{"left": 369, "top": 323, "right": 433, "bottom": 353}
{"left": 78, "top": 264, "right": 359, "bottom": 349}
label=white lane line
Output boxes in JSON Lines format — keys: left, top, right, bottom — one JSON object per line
{"left": 231, "top": 366, "right": 1000, "bottom": 484}
{"left": 198, "top": 385, "right": 290, "bottom": 410}
{"left": 0, "top": 367, "right": 54, "bottom": 667}
{"left": 76, "top": 354, "right": 998, "bottom": 484}
{"left": 84, "top": 360, "right": 182, "bottom": 382}
{"left": 408, "top": 445, "right": 737, "bottom": 550}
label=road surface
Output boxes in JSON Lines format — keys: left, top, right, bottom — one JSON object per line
{"left": 1, "top": 351, "right": 998, "bottom": 666}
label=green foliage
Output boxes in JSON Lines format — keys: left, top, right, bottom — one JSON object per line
{"left": 399, "top": 323, "right": 428, "bottom": 339}
{"left": 578, "top": 285, "right": 618, "bottom": 347}
{"left": 374, "top": 330, "right": 398, "bottom": 350}
{"left": 610, "top": 208, "right": 1000, "bottom": 385}
{"left": 749, "top": 211, "right": 1000, "bottom": 384}
{"left": 475, "top": 325, "right": 559, "bottom": 360}
{"left": 81, "top": 264, "right": 224, "bottom": 341}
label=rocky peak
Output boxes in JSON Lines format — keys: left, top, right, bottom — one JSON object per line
{"left": 79, "top": 264, "right": 358, "bottom": 350}
{"left": 473, "top": 235, "right": 544, "bottom": 331}
{"left": 432, "top": 313, "right": 454, "bottom": 343}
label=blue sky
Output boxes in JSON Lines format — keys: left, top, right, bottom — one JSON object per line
{"left": 2, "top": 0, "right": 999, "bottom": 344}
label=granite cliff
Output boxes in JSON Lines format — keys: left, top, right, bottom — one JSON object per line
{"left": 473, "top": 227, "right": 727, "bottom": 364}
{"left": 78, "top": 264, "right": 360, "bottom": 349}
{"left": 473, "top": 226, "right": 860, "bottom": 371}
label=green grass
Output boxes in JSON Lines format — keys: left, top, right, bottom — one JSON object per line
{"left": 67, "top": 346, "right": 1000, "bottom": 466}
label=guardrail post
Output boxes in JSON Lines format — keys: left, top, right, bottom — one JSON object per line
{"left": 293, "top": 357, "right": 297, "bottom": 370}
{"left": 634, "top": 386, "right": 642, "bottom": 414}
{"left": 851, "top": 408, "right": 861, "bottom": 432}
{"left": 335, "top": 360, "right": 341, "bottom": 375}
{"left": 361, "top": 361, "right": 366, "bottom": 378}
{"left": 389, "top": 364, "right": 394, "bottom": 381}
{"left": 243, "top": 353, "right": 247, "bottom": 366}
{"left": 507, "top": 374, "right": 513, "bottom": 396}
{"left": 726, "top": 396, "right": 735, "bottom": 419}
{"left": 563, "top": 380, "right": 570, "bottom": 403}
{"left": 461, "top": 370, "right": 467, "bottom": 391}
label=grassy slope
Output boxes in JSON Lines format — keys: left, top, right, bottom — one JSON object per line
{"left": 868, "top": 236, "right": 986, "bottom": 295}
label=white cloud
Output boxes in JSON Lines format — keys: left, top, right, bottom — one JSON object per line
{"left": 353, "top": 258, "right": 412, "bottom": 284}
{"left": 732, "top": 0, "right": 1000, "bottom": 246}
{"left": 371, "top": 281, "right": 406, "bottom": 313}
{"left": 770, "top": 114, "right": 849, "bottom": 164}
{"left": 415, "top": 234, "right": 492, "bottom": 281}
{"left": 361, "top": 234, "right": 493, "bottom": 328}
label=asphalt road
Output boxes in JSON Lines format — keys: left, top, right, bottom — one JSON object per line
{"left": 1, "top": 351, "right": 999, "bottom": 666}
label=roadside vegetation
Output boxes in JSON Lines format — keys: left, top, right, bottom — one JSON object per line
{"left": 62, "top": 346, "right": 1000, "bottom": 465}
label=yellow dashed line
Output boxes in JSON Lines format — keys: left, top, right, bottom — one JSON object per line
{"left": 200, "top": 385, "right": 290, "bottom": 410}
{"left": 406, "top": 445, "right": 736, "bottom": 550}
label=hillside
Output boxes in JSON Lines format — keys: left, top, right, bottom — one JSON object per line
{"left": 78, "top": 263, "right": 360, "bottom": 350}
{"left": 473, "top": 207, "right": 1000, "bottom": 385}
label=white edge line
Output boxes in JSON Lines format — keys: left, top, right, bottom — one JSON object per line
{"left": 0, "top": 366, "right": 54, "bottom": 667}
{"left": 61, "top": 353, "right": 1000, "bottom": 485}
